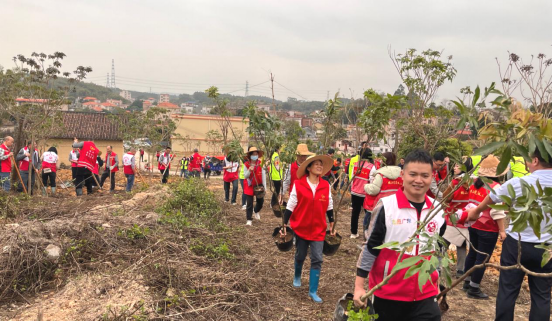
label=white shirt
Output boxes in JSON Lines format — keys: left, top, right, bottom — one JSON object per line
{"left": 490, "top": 169, "right": 552, "bottom": 243}
{"left": 42, "top": 151, "right": 58, "bottom": 164}
{"left": 287, "top": 176, "right": 333, "bottom": 212}
{"left": 224, "top": 158, "right": 239, "bottom": 173}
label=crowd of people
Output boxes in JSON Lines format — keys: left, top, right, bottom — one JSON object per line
{"left": 1, "top": 135, "right": 552, "bottom": 321}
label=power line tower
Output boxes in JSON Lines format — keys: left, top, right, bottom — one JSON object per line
{"left": 110, "top": 59, "right": 116, "bottom": 88}
{"left": 106, "top": 73, "right": 110, "bottom": 88}
{"left": 245, "top": 81, "right": 249, "bottom": 98}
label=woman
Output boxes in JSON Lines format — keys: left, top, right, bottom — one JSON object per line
{"left": 363, "top": 152, "right": 403, "bottom": 236}
{"left": 223, "top": 153, "right": 240, "bottom": 205}
{"left": 203, "top": 155, "right": 212, "bottom": 180}
{"left": 243, "top": 147, "right": 266, "bottom": 226}
{"left": 282, "top": 154, "right": 335, "bottom": 303}
{"left": 349, "top": 148, "right": 376, "bottom": 239}
{"left": 41, "top": 147, "right": 60, "bottom": 195}
{"left": 442, "top": 158, "right": 473, "bottom": 277}
{"left": 463, "top": 154, "right": 507, "bottom": 299}
{"left": 91, "top": 150, "right": 104, "bottom": 190}
{"left": 239, "top": 158, "right": 247, "bottom": 210}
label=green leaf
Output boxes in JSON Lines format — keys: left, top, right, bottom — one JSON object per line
{"left": 535, "top": 139, "right": 549, "bottom": 162}
{"left": 542, "top": 251, "right": 551, "bottom": 268}
{"left": 473, "top": 141, "right": 505, "bottom": 156}
{"left": 472, "top": 86, "right": 481, "bottom": 107}
{"left": 497, "top": 145, "right": 512, "bottom": 175}
{"left": 392, "top": 256, "right": 424, "bottom": 272}
{"left": 373, "top": 241, "right": 400, "bottom": 250}
{"left": 404, "top": 262, "right": 423, "bottom": 279}
{"left": 512, "top": 141, "right": 531, "bottom": 161}
{"left": 543, "top": 140, "right": 552, "bottom": 163}
{"left": 507, "top": 183, "right": 516, "bottom": 199}
{"left": 418, "top": 260, "right": 431, "bottom": 293}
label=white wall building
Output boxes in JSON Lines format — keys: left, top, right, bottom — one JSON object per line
{"left": 119, "top": 90, "right": 132, "bottom": 101}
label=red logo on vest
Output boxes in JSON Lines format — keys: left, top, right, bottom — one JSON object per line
{"left": 427, "top": 221, "right": 437, "bottom": 234}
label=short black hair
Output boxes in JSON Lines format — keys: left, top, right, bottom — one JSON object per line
{"left": 166, "top": 146, "right": 171, "bottom": 150}
{"left": 361, "top": 148, "right": 373, "bottom": 161}
{"left": 433, "top": 152, "right": 445, "bottom": 162}
{"left": 328, "top": 148, "right": 335, "bottom": 154}
{"left": 532, "top": 146, "right": 552, "bottom": 168}
{"left": 337, "top": 157, "right": 342, "bottom": 162}
{"left": 404, "top": 149, "right": 433, "bottom": 168}
{"left": 47, "top": 147, "right": 58, "bottom": 154}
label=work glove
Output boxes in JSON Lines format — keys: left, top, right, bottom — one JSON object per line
{"left": 110, "top": 166, "right": 114, "bottom": 171}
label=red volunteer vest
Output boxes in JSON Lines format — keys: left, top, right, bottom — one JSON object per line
{"left": 159, "top": 153, "right": 172, "bottom": 170}
{"left": 290, "top": 176, "right": 330, "bottom": 241}
{"left": 470, "top": 182, "right": 500, "bottom": 232}
{"left": 18, "top": 147, "right": 34, "bottom": 171}
{"left": 41, "top": 152, "right": 58, "bottom": 173}
{"left": 1, "top": 144, "right": 12, "bottom": 173}
{"left": 445, "top": 179, "right": 470, "bottom": 227}
{"left": 123, "top": 153, "right": 135, "bottom": 175}
{"left": 365, "top": 174, "right": 403, "bottom": 211}
{"left": 70, "top": 150, "right": 79, "bottom": 167}
{"left": 243, "top": 160, "right": 263, "bottom": 196}
{"left": 104, "top": 152, "right": 119, "bottom": 172}
{"left": 289, "top": 161, "right": 299, "bottom": 193}
{"left": 190, "top": 153, "right": 202, "bottom": 171}
{"left": 93, "top": 158, "right": 99, "bottom": 175}
{"left": 223, "top": 159, "right": 239, "bottom": 182}
{"left": 77, "top": 142, "right": 99, "bottom": 171}
{"left": 351, "top": 161, "right": 374, "bottom": 197}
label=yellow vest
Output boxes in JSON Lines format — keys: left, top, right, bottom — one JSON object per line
{"left": 270, "top": 152, "right": 283, "bottom": 180}
{"left": 471, "top": 155, "right": 482, "bottom": 176}
{"left": 348, "top": 155, "right": 359, "bottom": 181}
{"left": 510, "top": 156, "right": 529, "bottom": 178}
{"left": 239, "top": 160, "right": 245, "bottom": 179}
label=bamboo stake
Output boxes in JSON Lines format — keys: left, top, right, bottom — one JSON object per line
{"left": 10, "top": 155, "right": 27, "bottom": 194}
{"left": 34, "top": 169, "right": 47, "bottom": 196}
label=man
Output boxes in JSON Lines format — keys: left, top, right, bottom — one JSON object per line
{"left": 100, "top": 146, "right": 119, "bottom": 192}
{"left": 321, "top": 148, "right": 337, "bottom": 183}
{"left": 69, "top": 145, "right": 80, "bottom": 183}
{"left": 16, "top": 141, "right": 40, "bottom": 194}
{"left": 189, "top": 148, "right": 202, "bottom": 178}
{"left": 203, "top": 155, "right": 212, "bottom": 180}
{"left": 269, "top": 145, "right": 283, "bottom": 207}
{"left": 467, "top": 147, "right": 552, "bottom": 321}
{"left": 179, "top": 156, "right": 187, "bottom": 178}
{"left": 398, "top": 158, "right": 405, "bottom": 169}
{"left": 0, "top": 136, "right": 14, "bottom": 192}
{"left": 348, "top": 142, "right": 368, "bottom": 182}
{"left": 429, "top": 151, "right": 447, "bottom": 199}
{"left": 72, "top": 138, "right": 99, "bottom": 196}
{"left": 158, "top": 146, "right": 173, "bottom": 184}
{"left": 354, "top": 149, "right": 446, "bottom": 320}
{"left": 282, "top": 144, "right": 315, "bottom": 197}
{"left": 331, "top": 158, "right": 342, "bottom": 191}
{"left": 139, "top": 148, "right": 145, "bottom": 162}
{"left": 122, "top": 148, "right": 136, "bottom": 192}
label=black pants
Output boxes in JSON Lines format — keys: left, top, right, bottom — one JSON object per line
{"left": 240, "top": 179, "right": 246, "bottom": 206}
{"left": 496, "top": 235, "right": 552, "bottom": 321}
{"left": 100, "top": 170, "right": 116, "bottom": 191}
{"left": 373, "top": 296, "right": 440, "bottom": 321}
{"left": 160, "top": 169, "right": 170, "bottom": 183}
{"left": 351, "top": 194, "right": 365, "bottom": 234}
{"left": 464, "top": 227, "right": 498, "bottom": 285}
{"left": 71, "top": 166, "right": 77, "bottom": 181}
{"left": 224, "top": 180, "right": 238, "bottom": 203}
{"left": 42, "top": 172, "right": 56, "bottom": 187}
{"left": 245, "top": 194, "right": 264, "bottom": 220}
{"left": 204, "top": 169, "right": 211, "bottom": 179}
{"left": 271, "top": 180, "right": 281, "bottom": 206}
{"left": 18, "top": 171, "right": 36, "bottom": 194}
{"left": 75, "top": 167, "right": 93, "bottom": 194}
{"left": 295, "top": 235, "right": 324, "bottom": 270}
{"left": 140, "top": 154, "right": 144, "bottom": 162}
{"left": 332, "top": 178, "right": 340, "bottom": 191}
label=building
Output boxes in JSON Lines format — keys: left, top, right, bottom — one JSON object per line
{"left": 120, "top": 90, "right": 132, "bottom": 101}
{"left": 44, "top": 111, "right": 124, "bottom": 165}
{"left": 159, "top": 93, "right": 170, "bottom": 103}
{"left": 201, "top": 106, "right": 213, "bottom": 114}
{"left": 301, "top": 117, "right": 313, "bottom": 128}
{"left": 171, "top": 114, "right": 249, "bottom": 155}
{"left": 107, "top": 99, "right": 123, "bottom": 107}
{"left": 180, "top": 103, "right": 194, "bottom": 114}
{"left": 258, "top": 104, "right": 271, "bottom": 112}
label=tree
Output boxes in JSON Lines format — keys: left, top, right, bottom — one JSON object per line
{"left": 281, "top": 120, "right": 305, "bottom": 142}
{"left": 360, "top": 89, "right": 405, "bottom": 149}
{"left": 129, "top": 99, "right": 143, "bottom": 111}
{"left": 389, "top": 48, "right": 457, "bottom": 149}
{"left": 205, "top": 129, "right": 223, "bottom": 154}
{"left": 320, "top": 92, "right": 344, "bottom": 152}
{"left": 205, "top": 86, "right": 241, "bottom": 145}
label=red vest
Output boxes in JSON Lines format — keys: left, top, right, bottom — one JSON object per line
{"left": 243, "top": 160, "right": 263, "bottom": 196}
{"left": 365, "top": 174, "right": 403, "bottom": 211}
{"left": 470, "top": 182, "right": 500, "bottom": 232}
{"left": 351, "top": 161, "right": 374, "bottom": 197}
{"left": 445, "top": 179, "right": 470, "bottom": 227}
{"left": 290, "top": 176, "right": 330, "bottom": 241}
{"left": 93, "top": 158, "right": 99, "bottom": 175}
{"left": 123, "top": 153, "right": 135, "bottom": 175}
{"left": 189, "top": 153, "right": 202, "bottom": 171}
{"left": 289, "top": 161, "right": 299, "bottom": 193}
{"left": 77, "top": 142, "right": 99, "bottom": 171}
{"left": 70, "top": 150, "right": 79, "bottom": 167}
{"left": 1, "top": 144, "right": 11, "bottom": 173}
{"left": 41, "top": 151, "right": 58, "bottom": 173}
{"left": 18, "top": 147, "right": 36, "bottom": 171}
{"left": 158, "top": 153, "right": 173, "bottom": 170}
{"left": 104, "top": 152, "right": 119, "bottom": 172}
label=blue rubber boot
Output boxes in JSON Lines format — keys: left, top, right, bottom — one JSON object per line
{"left": 308, "top": 269, "right": 323, "bottom": 303}
{"left": 293, "top": 261, "right": 302, "bottom": 288}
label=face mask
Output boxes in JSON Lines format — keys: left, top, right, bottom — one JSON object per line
{"left": 251, "top": 155, "right": 259, "bottom": 161}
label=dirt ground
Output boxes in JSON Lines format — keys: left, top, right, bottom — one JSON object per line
{"left": 0, "top": 174, "right": 539, "bottom": 321}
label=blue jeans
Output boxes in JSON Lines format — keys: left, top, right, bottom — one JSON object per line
{"left": 0, "top": 172, "right": 10, "bottom": 192}
{"left": 125, "top": 174, "right": 135, "bottom": 192}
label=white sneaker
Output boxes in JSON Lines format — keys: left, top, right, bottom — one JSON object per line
{"left": 254, "top": 212, "right": 260, "bottom": 220}
{"left": 246, "top": 220, "right": 252, "bottom": 226}
{"left": 231, "top": 203, "right": 237, "bottom": 206}
{"left": 224, "top": 200, "right": 228, "bottom": 203}
{"left": 350, "top": 234, "right": 359, "bottom": 239}
{"left": 242, "top": 205, "right": 247, "bottom": 210}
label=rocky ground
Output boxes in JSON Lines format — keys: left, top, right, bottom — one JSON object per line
{"left": 0, "top": 173, "right": 538, "bottom": 320}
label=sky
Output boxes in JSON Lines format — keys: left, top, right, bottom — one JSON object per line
{"left": 1, "top": 0, "right": 551, "bottom": 102}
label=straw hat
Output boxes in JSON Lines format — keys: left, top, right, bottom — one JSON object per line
{"left": 478, "top": 154, "right": 510, "bottom": 177}
{"left": 246, "top": 146, "right": 264, "bottom": 159}
{"left": 297, "top": 155, "right": 334, "bottom": 179}
{"left": 296, "top": 144, "right": 315, "bottom": 156}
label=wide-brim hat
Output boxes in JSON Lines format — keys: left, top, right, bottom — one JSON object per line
{"left": 478, "top": 154, "right": 510, "bottom": 177}
{"left": 297, "top": 155, "right": 334, "bottom": 179}
{"left": 246, "top": 146, "right": 264, "bottom": 158}
{"left": 296, "top": 143, "right": 315, "bottom": 156}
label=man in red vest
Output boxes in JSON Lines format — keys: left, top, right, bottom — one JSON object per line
{"left": 281, "top": 144, "right": 314, "bottom": 200}
{"left": 189, "top": 148, "right": 202, "bottom": 178}
{"left": 72, "top": 138, "right": 99, "bottom": 196}
{"left": 158, "top": 146, "right": 173, "bottom": 184}
{"left": 0, "top": 136, "right": 14, "bottom": 192}
{"left": 15, "top": 141, "right": 40, "bottom": 194}
{"left": 100, "top": 145, "right": 119, "bottom": 192}
{"left": 122, "top": 148, "right": 136, "bottom": 192}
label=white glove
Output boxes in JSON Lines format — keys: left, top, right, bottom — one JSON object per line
{"left": 110, "top": 166, "right": 114, "bottom": 171}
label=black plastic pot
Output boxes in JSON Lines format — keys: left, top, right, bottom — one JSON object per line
{"left": 272, "top": 202, "right": 287, "bottom": 218}
{"left": 323, "top": 230, "right": 342, "bottom": 256}
{"left": 272, "top": 226, "right": 294, "bottom": 252}
{"left": 333, "top": 293, "right": 375, "bottom": 321}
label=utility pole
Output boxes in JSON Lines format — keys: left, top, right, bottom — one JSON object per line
{"left": 245, "top": 81, "right": 249, "bottom": 98}
{"left": 111, "top": 59, "right": 116, "bottom": 88}
{"left": 270, "top": 73, "right": 275, "bottom": 113}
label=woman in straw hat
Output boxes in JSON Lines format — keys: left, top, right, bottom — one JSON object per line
{"left": 281, "top": 154, "right": 335, "bottom": 303}
{"left": 463, "top": 154, "right": 508, "bottom": 299}
{"left": 243, "top": 147, "right": 266, "bottom": 226}
{"left": 281, "top": 144, "right": 315, "bottom": 198}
